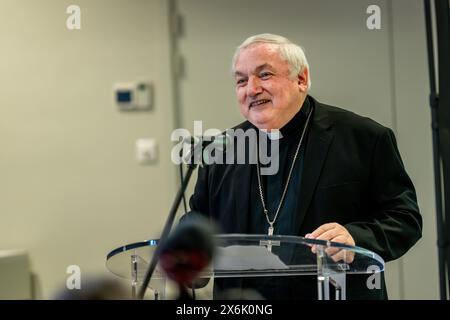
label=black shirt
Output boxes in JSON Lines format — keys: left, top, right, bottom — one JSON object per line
{"left": 248, "top": 98, "right": 312, "bottom": 236}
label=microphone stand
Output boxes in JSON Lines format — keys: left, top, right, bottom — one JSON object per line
{"left": 137, "top": 134, "right": 227, "bottom": 299}
{"left": 138, "top": 161, "right": 198, "bottom": 299}
{"left": 424, "top": 0, "right": 450, "bottom": 300}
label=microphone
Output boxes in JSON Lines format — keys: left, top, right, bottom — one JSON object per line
{"left": 181, "top": 133, "right": 231, "bottom": 165}
{"left": 158, "top": 214, "right": 215, "bottom": 291}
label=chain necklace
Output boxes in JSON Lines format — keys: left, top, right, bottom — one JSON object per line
{"left": 256, "top": 106, "right": 313, "bottom": 236}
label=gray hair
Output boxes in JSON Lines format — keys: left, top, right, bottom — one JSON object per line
{"left": 232, "top": 33, "right": 311, "bottom": 90}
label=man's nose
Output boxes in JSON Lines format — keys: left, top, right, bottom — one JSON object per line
{"left": 247, "top": 76, "right": 262, "bottom": 97}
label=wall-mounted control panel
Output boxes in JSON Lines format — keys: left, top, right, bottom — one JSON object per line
{"left": 114, "top": 81, "right": 153, "bottom": 111}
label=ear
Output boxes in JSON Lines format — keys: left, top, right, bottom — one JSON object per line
{"left": 297, "top": 68, "right": 309, "bottom": 93}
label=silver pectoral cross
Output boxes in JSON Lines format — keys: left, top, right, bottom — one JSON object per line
{"left": 268, "top": 224, "right": 274, "bottom": 236}
{"left": 260, "top": 223, "right": 280, "bottom": 252}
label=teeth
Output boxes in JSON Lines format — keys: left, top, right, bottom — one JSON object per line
{"left": 251, "top": 100, "right": 269, "bottom": 107}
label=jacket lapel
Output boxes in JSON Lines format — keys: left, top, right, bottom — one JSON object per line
{"left": 230, "top": 121, "right": 255, "bottom": 234}
{"left": 228, "top": 100, "right": 334, "bottom": 235}
{"left": 232, "top": 163, "right": 252, "bottom": 233}
{"left": 295, "top": 100, "right": 334, "bottom": 234}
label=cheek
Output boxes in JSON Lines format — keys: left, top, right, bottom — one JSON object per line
{"left": 236, "top": 91, "right": 247, "bottom": 113}
{"left": 275, "top": 85, "right": 294, "bottom": 106}
{"left": 237, "top": 90, "right": 248, "bottom": 107}
{"left": 236, "top": 88, "right": 244, "bottom": 101}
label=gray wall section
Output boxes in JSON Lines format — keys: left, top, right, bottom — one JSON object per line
{"left": 391, "top": 0, "right": 438, "bottom": 299}
{"left": 178, "top": 0, "right": 393, "bottom": 130}
{"left": 0, "top": 0, "right": 176, "bottom": 298}
{"left": 177, "top": 0, "right": 437, "bottom": 299}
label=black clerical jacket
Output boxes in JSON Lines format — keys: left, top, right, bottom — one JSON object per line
{"left": 187, "top": 95, "right": 422, "bottom": 300}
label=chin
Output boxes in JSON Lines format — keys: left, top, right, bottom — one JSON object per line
{"left": 250, "top": 120, "right": 272, "bottom": 130}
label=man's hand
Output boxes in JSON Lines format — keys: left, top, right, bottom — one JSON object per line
{"left": 305, "top": 223, "right": 355, "bottom": 263}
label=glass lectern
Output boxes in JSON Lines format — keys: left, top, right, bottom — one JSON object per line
{"left": 106, "top": 234, "right": 384, "bottom": 300}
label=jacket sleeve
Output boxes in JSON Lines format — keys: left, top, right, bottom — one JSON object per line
{"left": 345, "top": 128, "right": 423, "bottom": 262}
{"left": 178, "top": 164, "right": 210, "bottom": 224}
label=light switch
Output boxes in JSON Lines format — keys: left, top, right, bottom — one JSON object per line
{"left": 136, "top": 138, "right": 158, "bottom": 165}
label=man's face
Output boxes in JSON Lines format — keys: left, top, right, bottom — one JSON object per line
{"left": 234, "top": 43, "right": 308, "bottom": 130}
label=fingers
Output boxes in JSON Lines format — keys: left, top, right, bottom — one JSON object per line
{"left": 315, "top": 228, "right": 341, "bottom": 241}
{"left": 311, "top": 247, "right": 355, "bottom": 263}
{"left": 307, "top": 224, "right": 338, "bottom": 254}
{"left": 309, "top": 223, "right": 337, "bottom": 239}
{"left": 325, "top": 246, "right": 340, "bottom": 256}
{"left": 306, "top": 222, "right": 355, "bottom": 259}
{"left": 330, "top": 249, "right": 355, "bottom": 263}
{"left": 307, "top": 223, "right": 354, "bottom": 245}
{"left": 312, "top": 238, "right": 347, "bottom": 255}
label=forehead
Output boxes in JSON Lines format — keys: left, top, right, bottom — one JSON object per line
{"left": 234, "top": 43, "right": 289, "bottom": 75}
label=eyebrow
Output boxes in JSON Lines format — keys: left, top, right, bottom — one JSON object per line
{"left": 234, "top": 63, "right": 274, "bottom": 77}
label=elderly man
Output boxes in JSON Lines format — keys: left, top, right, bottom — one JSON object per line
{"left": 187, "top": 34, "right": 422, "bottom": 299}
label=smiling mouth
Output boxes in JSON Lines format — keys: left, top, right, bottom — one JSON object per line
{"left": 249, "top": 99, "right": 271, "bottom": 108}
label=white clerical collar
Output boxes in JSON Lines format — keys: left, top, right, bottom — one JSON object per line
{"left": 261, "top": 130, "right": 283, "bottom": 141}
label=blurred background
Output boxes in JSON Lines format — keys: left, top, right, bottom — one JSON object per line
{"left": 0, "top": 0, "right": 438, "bottom": 299}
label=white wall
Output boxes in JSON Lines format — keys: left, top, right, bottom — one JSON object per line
{"left": 0, "top": 0, "right": 177, "bottom": 298}
{"left": 391, "top": 0, "right": 438, "bottom": 299}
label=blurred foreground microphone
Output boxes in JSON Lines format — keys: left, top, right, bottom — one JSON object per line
{"left": 159, "top": 213, "right": 215, "bottom": 299}
{"left": 181, "top": 133, "right": 232, "bottom": 165}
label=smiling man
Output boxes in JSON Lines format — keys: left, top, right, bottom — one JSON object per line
{"left": 234, "top": 43, "right": 309, "bottom": 131}
{"left": 187, "top": 34, "right": 422, "bottom": 299}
